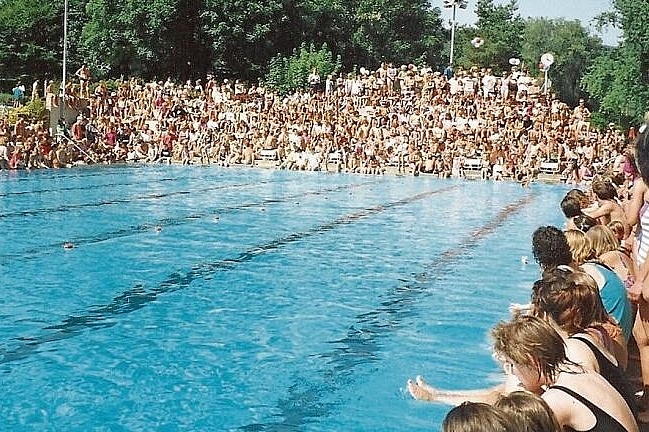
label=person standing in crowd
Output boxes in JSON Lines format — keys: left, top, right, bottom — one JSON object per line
{"left": 628, "top": 120, "right": 649, "bottom": 420}
{"left": 12, "top": 81, "right": 25, "bottom": 107}
{"left": 75, "top": 64, "right": 91, "bottom": 99}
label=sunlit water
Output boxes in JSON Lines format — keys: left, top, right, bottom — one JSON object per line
{"left": 0, "top": 165, "right": 568, "bottom": 431}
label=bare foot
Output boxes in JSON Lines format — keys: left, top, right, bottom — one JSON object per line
{"left": 407, "top": 376, "right": 435, "bottom": 401}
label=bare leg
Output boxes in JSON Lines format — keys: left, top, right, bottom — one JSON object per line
{"left": 634, "top": 303, "right": 649, "bottom": 421}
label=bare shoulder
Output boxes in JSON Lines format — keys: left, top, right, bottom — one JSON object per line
{"left": 542, "top": 388, "right": 575, "bottom": 426}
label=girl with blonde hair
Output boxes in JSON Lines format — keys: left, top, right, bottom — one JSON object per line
{"left": 586, "top": 225, "right": 635, "bottom": 292}
{"left": 565, "top": 229, "right": 634, "bottom": 344}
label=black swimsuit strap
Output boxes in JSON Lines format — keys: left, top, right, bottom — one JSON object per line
{"left": 549, "top": 385, "right": 628, "bottom": 432}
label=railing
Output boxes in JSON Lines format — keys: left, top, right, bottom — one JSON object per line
{"left": 56, "top": 133, "right": 98, "bottom": 164}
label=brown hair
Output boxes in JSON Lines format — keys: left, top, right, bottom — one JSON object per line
{"left": 495, "top": 391, "right": 561, "bottom": 432}
{"left": 591, "top": 179, "right": 618, "bottom": 201}
{"left": 607, "top": 220, "right": 625, "bottom": 242}
{"left": 532, "top": 268, "right": 611, "bottom": 335}
{"left": 491, "top": 315, "right": 567, "bottom": 384}
{"left": 442, "top": 402, "right": 515, "bottom": 432}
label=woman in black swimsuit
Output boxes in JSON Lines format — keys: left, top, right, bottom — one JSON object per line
{"left": 492, "top": 315, "right": 638, "bottom": 432}
{"left": 531, "top": 267, "right": 637, "bottom": 418}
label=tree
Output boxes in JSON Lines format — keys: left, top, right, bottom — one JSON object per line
{"left": 582, "top": 0, "right": 649, "bottom": 127}
{"left": 456, "top": 0, "right": 524, "bottom": 71}
{"left": 0, "top": 0, "right": 69, "bottom": 81}
{"left": 81, "top": 0, "right": 203, "bottom": 79}
{"left": 266, "top": 43, "right": 341, "bottom": 95}
{"left": 349, "top": 0, "right": 446, "bottom": 68}
{"left": 521, "top": 18, "right": 603, "bottom": 106}
{"left": 200, "top": 0, "right": 296, "bottom": 81}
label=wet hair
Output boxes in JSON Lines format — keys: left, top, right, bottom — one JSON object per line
{"left": 572, "top": 214, "right": 598, "bottom": 233}
{"left": 491, "top": 315, "right": 567, "bottom": 385}
{"left": 531, "top": 226, "right": 573, "bottom": 269}
{"left": 564, "top": 229, "right": 594, "bottom": 265}
{"left": 532, "top": 268, "right": 610, "bottom": 335}
{"left": 635, "top": 121, "right": 649, "bottom": 184}
{"left": 442, "top": 402, "right": 515, "bottom": 432}
{"left": 495, "top": 391, "right": 561, "bottom": 432}
{"left": 560, "top": 193, "right": 582, "bottom": 218}
{"left": 586, "top": 225, "right": 619, "bottom": 257}
{"left": 591, "top": 179, "right": 618, "bottom": 201}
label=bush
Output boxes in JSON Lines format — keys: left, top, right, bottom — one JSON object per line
{"left": 265, "top": 43, "right": 341, "bottom": 95}
{"left": 6, "top": 98, "right": 48, "bottom": 124}
{"left": 0, "top": 93, "right": 12, "bottom": 106}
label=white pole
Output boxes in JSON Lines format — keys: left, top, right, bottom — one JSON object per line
{"left": 544, "top": 68, "right": 548, "bottom": 94}
{"left": 61, "top": 0, "right": 68, "bottom": 122}
{"left": 450, "top": 3, "right": 457, "bottom": 66}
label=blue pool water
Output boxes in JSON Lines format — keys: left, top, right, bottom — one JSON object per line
{"left": 0, "top": 166, "right": 569, "bottom": 431}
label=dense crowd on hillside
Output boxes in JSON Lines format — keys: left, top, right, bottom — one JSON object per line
{"left": 0, "top": 63, "right": 634, "bottom": 184}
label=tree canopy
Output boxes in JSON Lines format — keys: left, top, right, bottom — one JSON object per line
{"left": 1, "top": 0, "right": 648, "bottom": 126}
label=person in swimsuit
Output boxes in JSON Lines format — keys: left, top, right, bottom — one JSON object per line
{"left": 531, "top": 267, "right": 637, "bottom": 417}
{"left": 407, "top": 316, "right": 638, "bottom": 431}
{"left": 628, "top": 121, "right": 649, "bottom": 419}
{"left": 532, "top": 226, "right": 630, "bottom": 367}
{"left": 586, "top": 225, "right": 636, "bottom": 296}
{"left": 565, "top": 229, "right": 634, "bottom": 355}
{"left": 586, "top": 179, "right": 629, "bottom": 234}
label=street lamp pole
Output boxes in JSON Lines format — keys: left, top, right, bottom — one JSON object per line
{"left": 444, "top": 0, "right": 468, "bottom": 67}
{"left": 61, "top": 0, "right": 68, "bottom": 123}
{"left": 450, "top": 4, "right": 457, "bottom": 66}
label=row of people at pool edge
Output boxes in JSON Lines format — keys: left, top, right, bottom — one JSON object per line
{"left": 0, "top": 62, "right": 630, "bottom": 182}
{"left": 406, "top": 123, "right": 649, "bottom": 431}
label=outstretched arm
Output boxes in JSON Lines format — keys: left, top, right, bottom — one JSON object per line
{"left": 406, "top": 375, "right": 514, "bottom": 406}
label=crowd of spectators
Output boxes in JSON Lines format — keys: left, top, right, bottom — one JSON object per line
{"left": 0, "top": 62, "right": 633, "bottom": 183}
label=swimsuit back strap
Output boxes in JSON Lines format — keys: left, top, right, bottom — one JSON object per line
{"left": 549, "top": 385, "right": 628, "bottom": 432}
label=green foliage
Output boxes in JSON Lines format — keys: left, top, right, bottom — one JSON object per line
{"left": 266, "top": 43, "right": 341, "bottom": 95}
{"left": 582, "top": 0, "right": 649, "bottom": 127}
{"left": 0, "top": 0, "right": 62, "bottom": 78}
{"left": 456, "top": 0, "right": 524, "bottom": 71}
{"left": 7, "top": 97, "right": 48, "bottom": 124}
{"left": 350, "top": 0, "right": 446, "bottom": 68}
{"left": 201, "top": 0, "right": 291, "bottom": 80}
{"left": 521, "top": 18, "right": 603, "bottom": 106}
{"left": 0, "top": 93, "right": 13, "bottom": 106}
{"left": 582, "top": 46, "right": 649, "bottom": 128}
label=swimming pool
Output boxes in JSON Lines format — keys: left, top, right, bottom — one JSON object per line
{"left": 0, "top": 166, "right": 568, "bottom": 431}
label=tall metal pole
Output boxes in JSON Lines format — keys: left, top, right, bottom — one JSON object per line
{"left": 543, "top": 69, "right": 548, "bottom": 95}
{"left": 449, "top": 3, "right": 457, "bottom": 66}
{"left": 61, "top": 0, "right": 68, "bottom": 123}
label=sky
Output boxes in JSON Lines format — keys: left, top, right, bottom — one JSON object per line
{"left": 438, "top": 0, "right": 621, "bottom": 46}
